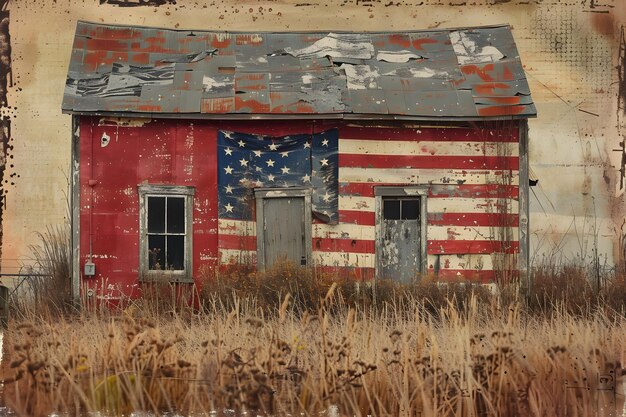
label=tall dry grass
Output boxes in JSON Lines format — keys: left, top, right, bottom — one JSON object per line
{"left": 1, "top": 282, "right": 625, "bottom": 417}
{"left": 10, "top": 224, "right": 72, "bottom": 317}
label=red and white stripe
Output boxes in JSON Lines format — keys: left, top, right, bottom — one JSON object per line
{"left": 218, "top": 125, "right": 520, "bottom": 283}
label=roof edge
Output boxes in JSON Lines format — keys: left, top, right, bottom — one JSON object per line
{"left": 74, "top": 19, "right": 512, "bottom": 35}
{"left": 63, "top": 109, "right": 536, "bottom": 122}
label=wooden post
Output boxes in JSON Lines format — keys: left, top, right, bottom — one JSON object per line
{"left": 518, "top": 120, "right": 531, "bottom": 301}
{"left": 71, "top": 115, "right": 81, "bottom": 308}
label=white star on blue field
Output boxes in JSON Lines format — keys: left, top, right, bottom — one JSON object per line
{"left": 217, "top": 129, "right": 339, "bottom": 223}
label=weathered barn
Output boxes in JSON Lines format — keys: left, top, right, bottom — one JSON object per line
{"left": 62, "top": 21, "right": 535, "bottom": 302}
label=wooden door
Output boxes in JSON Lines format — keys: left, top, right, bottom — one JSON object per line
{"left": 255, "top": 188, "right": 312, "bottom": 271}
{"left": 262, "top": 196, "right": 306, "bottom": 268}
{"left": 380, "top": 197, "right": 421, "bottom": 283}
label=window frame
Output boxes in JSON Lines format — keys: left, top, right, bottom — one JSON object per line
{"left": 138, "top": 184, "right": 195, "bottom": 282}
{"left": 374, "top": 186, "right": 428, "bottom": 279}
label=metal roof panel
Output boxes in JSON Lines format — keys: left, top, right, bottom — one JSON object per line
{"left": 62, "top": 21, "right": 535, "bottom": 119}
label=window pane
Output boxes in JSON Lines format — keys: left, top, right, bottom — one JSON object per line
{"left": 401, "top": 199, "right": 420, "bottom": 220}
{"left": 148, "top": 197, "right": 165, "bottom": 233}
{"left": 167, "top": 235, "right": 185, "bottom": 270}
{"left": 148, "top": 235, "right": 165, "bottom": 270}
{"left": 383, "top": 199, "right": 400, "bottom": 220}
{"left": 167, "top": 197, "right": 185, "bottom": 233}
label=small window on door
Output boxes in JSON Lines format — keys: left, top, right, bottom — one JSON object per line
{"left": 383, "top": 198, "right": 420, "bottom": 220}
{"left": 138, "top": 185, "right": 194, "bottom": 281}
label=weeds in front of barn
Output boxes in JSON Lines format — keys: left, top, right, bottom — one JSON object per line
{"left": 5, "top": 221, "right": 626, "bottom": 416}
{"left": 9, "top": 224, "right": 73, "bottom": 318}
{"left": 2, "top": 261, "right": 626, "bottom": 417}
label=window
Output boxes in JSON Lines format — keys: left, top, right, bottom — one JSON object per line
{"left": 138, "top": 185, "right": 194, "bottom": 281}
{"left": 382, "top": 198, "right": 420, "bottom": 220}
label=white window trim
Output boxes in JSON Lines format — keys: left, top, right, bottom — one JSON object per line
{"left": 374, "top": 186, "right": 428, "bottom": 279}
{"left": 138, "top": 184, "right": 195, "bottom": 282}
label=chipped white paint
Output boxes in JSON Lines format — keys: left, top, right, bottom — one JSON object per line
{"left": 314, "top": 223, "right": 375, "bottom": 240}
{"left": 450, "top": 31, "right": 505, "bottom": 65}
{"left": 429, "top": 225, "right": 519, "bottom": 241}
{"left": 428, "top": 198, "right": 519, "bottom": 214}
{"left": 199, "top": 252, "right": 216, "bottom": 262}
{"left": 285, "top": 33, "right": 374, "bottom": 60}
{"left": 98, "top": 117, "right": 151, "bottom": 127}
{"left": 202, "top": 75, "right": 231, "bottom": 91}
{"left": 427, "top": 253, "right": 495, "bottom": 270}
{"left": 339, "top": 139, "right": 519, "bottom": 157}
{"left": 339, "top": 196, "right": 519, "bottom": 214}
{"left": 340, "top": 64, "right": 380, "bottom": 90}
{"left": 407, "top": 67, "right": 450, "bottom": 78}
{"left": 91, "top": 254, "right": 118, "bottom": 259}
{"left": 380, "top": 238, "right": 399, "bottom": 269}
{"left": 100, "top": 132, "right": 111, "bottom": 148}
{"left": 376, "top": 50, "right": 422, "bottom": 63}
{"left": 339, "top": 167, "right": 520, "bottom": 185}
{"left": 184, "top": 129, "right": 194, "bottom": 150}
{"left": 219, "top": 249, "right": 256, "bottom": 264}
{"left": 218, "top": 219, "right": 257, "bottom": 236}
{"left": 264, "top": 190, "right": 289, "bottom": 197}
{"left": 312, "top": 251, "right": 375, "bottom": 268}
{"left": 339, "top": 195, "right": 375, "bottom": 211}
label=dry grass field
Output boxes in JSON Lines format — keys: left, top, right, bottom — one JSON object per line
{"left": 1, "top": 265, "right": 625, "bottom": 417}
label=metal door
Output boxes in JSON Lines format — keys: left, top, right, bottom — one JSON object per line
{"left": 262, "top": 196, "right": 306, "bottom": 268}
{"left": 380, "top": 197, "right": 421, "bottom": 283}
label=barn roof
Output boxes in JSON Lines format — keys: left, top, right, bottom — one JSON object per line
{"left": 62, "top": 21, "right": 536, "bottom": 120}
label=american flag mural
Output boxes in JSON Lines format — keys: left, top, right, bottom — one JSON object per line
{"left": 218, "top": 124, "right": 520, "bottom": 283}
{"left": 217, "top": 129, "right": 339, "bottom": 222}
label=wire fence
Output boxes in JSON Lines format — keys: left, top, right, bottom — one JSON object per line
{"left": 0, "top": 259, "right": 53, "bottom": 301}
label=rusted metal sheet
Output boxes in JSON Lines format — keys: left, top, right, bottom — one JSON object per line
{"left": 63, "top": 21, "right": 535, "bottom": 119}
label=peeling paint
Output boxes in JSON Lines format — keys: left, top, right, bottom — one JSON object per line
{"left": 450, "top": 30, "right": 505, "bottom": 65}
{"left": 100, "top": 132, "right": 111, "bottom": 147}
{"left": 285, "top": 33, "right": 374, "bottom": 60}
{"left": 376, "top": 50, "right": 422, "bottom": 63}
{"left": 98, "top": 117, "right": 152, "bottom": 127}
{"left": 63, "top": 22, "right": 535, "bottom": 118}
{"left": 341, "top": 64, "right": 380, "bottom": 90}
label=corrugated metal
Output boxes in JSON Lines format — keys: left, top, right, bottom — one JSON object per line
{"left": 63, "top": 22, "right": 536, "bottom": 119}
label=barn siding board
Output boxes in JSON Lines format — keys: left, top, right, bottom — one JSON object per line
{"left": 71, "top": 116, "right": 81, "bottom": 305}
